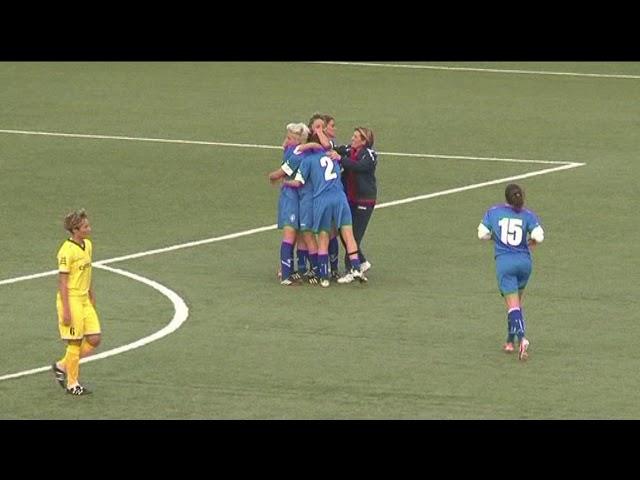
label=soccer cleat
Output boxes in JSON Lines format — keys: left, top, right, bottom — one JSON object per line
{"left": 280, "top": 277, "right": 298, "bottom": 286}
{"left": 66, "top": 384, "right": 92, "bottom": 396}
{"left": 320, "top": 279, "right": 330, "bottom": 288}
{"left": 503, "top": 342, "right": 515, "bottom": 353}
{"left": 337, "top": 269, "right": 368, "bottom": 284}
{"left": 290, "top": 271, "right": 302, "bottom": 281}
{"left": 351, "top": 268, "right": 368, "bottom": 283}
{"left": 518, "top": 338, "right": 530, "bottom": 361}
{"left": 361, "top": 261, "right": 372, "bottom": 273}
{"left": 337, "top": 272, "right": 354, "bottom": 284}
{"left": 51, "top": 363, "right": 66, "bottom": 389}
{"left": 303, "top": 270, "right": 319, "bottom": 285}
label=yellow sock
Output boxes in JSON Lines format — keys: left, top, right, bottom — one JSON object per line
{"left": 65, "top": 343, "right": 81, "bottom": 388}
{"left": 80, "top": 338, "right": 95, "bottom": 358}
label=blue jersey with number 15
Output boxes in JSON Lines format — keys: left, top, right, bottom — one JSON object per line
{"left": 481, "top": 204, "right": 541, "bottom": 257}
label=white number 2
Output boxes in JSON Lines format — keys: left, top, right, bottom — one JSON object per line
{"left": 498, "top": 218, "right": 523, "bottom": 246}
{"left": 320, "top": 156, "right": 338, "bottom": 181}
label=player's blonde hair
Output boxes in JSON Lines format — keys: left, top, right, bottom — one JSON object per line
{"left": 286, "top": 122, "right": 310, "bottom": 144}
{"left": 63, "top": 208, "right": 88, "bottom": 233}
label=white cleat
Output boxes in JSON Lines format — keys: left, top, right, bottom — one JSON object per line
{"left": 361, "top": 261, "right": 371, "bottom": 273}
{"left": 337, "top": 272, "right": 354, "bottom": 284}
{"left": 351, "top": 268, "right": 368, "bottom": 283}
{"left": 338, "top": 269, "right": 368, "bottom": 284}
{"left": 320, "top": 279, "right": 330, "bottom": 288}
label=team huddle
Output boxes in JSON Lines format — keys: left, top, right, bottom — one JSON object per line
{"left": 269, "top": 114, "right": 378, "bottom": 288}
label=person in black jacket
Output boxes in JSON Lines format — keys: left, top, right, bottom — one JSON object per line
{"left": 333, "top": 127, "right": 377, "bottom": 284}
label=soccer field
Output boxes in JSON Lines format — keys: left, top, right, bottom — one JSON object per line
{"left": 0, "top": 62, "right": 638, "bottom": 419}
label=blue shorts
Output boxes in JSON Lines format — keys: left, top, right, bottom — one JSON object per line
{"left": 313, "top": 190, "right": 352, "bottom": 233}
{"left": 495, "top": 253, "right": 532, "bottom": 295}
{"left": 277, "top": 187, "right": 299, "bottom": 230}
{"left": 298, "top": 189, "right": 314, "bottom": 232}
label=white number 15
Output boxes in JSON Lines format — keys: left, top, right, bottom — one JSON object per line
{"left": 498, "top": 218, "right": 523, "bottom": 246}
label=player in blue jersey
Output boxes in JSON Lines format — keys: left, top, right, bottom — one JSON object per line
{"left": 287, "top": 127, "right": 321, "bottom": 285}
{"left": 478, "top": 184, "right": 545, "bottom": 360}
{"left": 268, "top": 122, "right": 312, "bottom": 286}
{"left": 318, "top": 115, "right": 343, "bottom": 279}
{"left": 284, "top": 146, "right": 366, "bottom": 288}
{"left": 289, "top": 114, "right": 332, "bottom": 283}
{"left": 298, "top": 115, "right": 344, "bottom": 279}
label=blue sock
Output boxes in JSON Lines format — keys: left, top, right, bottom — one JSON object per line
{"left": 329, "top": 237, "right": 339, "bottom": 272}
{"left": 309, "top": 253, "right": 319, "bottom": 275}
{"left": 318, "top": 254, "right": 329, "bottom": 279}
{"left": 508, "top": 308, "right": 525, "bottom": 340}
{"left": 297, "top": 248, "right": 308, "bottom": 273}
{"left": 280, "top": 241, "right": 294, "bottom": 280}
{"left": 506, "top": 314, "right": 517, "bottom": 343}
{"left": 349, "top": 255, "right": 361, "bottom": 271}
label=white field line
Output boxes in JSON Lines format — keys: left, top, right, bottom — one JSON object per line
{"left": 0, "top": 129, "right": 283, "bottom": 151}
{"left": 0, "top": 128, "right": 573, "bottom": 165}
{"left": 308, "top": 61, "right": 640, "bottom": 80}
{"left": 377, "top": 162, "right": 583, "bottom": 209}
{"left": 0, "top": 264, "right": 189, "bottom": 382}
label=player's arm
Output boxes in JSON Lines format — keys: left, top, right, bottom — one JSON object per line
{"left": 313, "top": 125, "right": 333, "bottom": 149}
{"left": 268, "top": 168, "right": 286, "bottom": 184}
{"left": 296, "top": 142, "right": 324, "bottom": 152}
{"left": 88, "top": 282, "right": 96, "bottom": 307}
{"left": 58, "top": 273, "right": 72, "bottom": 325}
{"left": 283, "top": 169, "right": 306, "bottom": 189}
{"left": 283, "top": 179, "right": 302, "bottom": 188}
{"left": 528, "top": 225, "right": 545, "bottom": 249}
{"left": 341, "top": 148, "right": 376, "bottom": 172}
{"left": 477, "top": 223, "right": 492, "bottom": 241}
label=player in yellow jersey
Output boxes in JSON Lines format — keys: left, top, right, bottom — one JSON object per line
{"left": 51, "top": 209, "right": 101, "bottom": 395}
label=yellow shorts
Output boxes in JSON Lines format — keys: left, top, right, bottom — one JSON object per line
{"left": 56, "top": 294, "right": 101, "bottom": 340}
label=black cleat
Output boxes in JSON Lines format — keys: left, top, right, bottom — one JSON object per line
{"left": 66, "top": 384, "right": 92, "bottom": 396}
{"left": 303, "top": 270, "right": 319, "bottom": 285}
{"left": 51, "top": 363, "right": 66, "bottom": 389}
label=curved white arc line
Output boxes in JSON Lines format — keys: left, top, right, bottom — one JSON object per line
{"left": 0, "top": 264, "right": 189, "bottom": 382}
